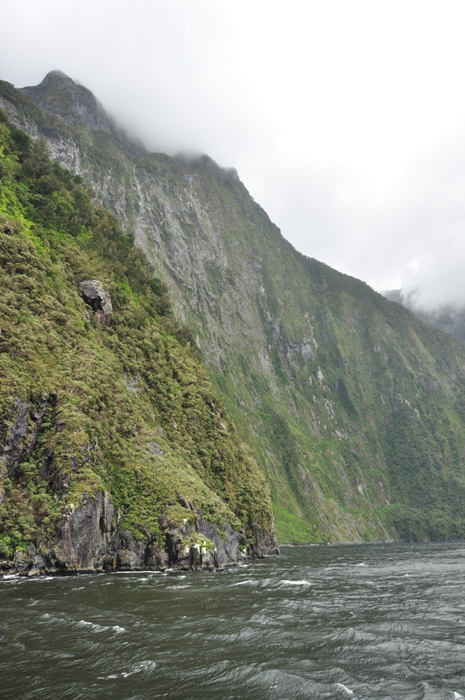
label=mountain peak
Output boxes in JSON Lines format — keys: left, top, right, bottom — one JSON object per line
{"left": 21, "top": 71, "right": 114, "bottom": 133}
{"left": 44, "top": 69, "right": 74, "bottom": 82}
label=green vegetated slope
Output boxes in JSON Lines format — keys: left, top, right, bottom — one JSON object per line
{"left": 0, "top": 112, "right": 274, "bottom": 558}
{"left": 3, "top": 72, "right": 465, "bottom": 543}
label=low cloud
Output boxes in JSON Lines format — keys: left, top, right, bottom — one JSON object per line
{"left": 3, "top": 0, "right": 465, "bottom": 310}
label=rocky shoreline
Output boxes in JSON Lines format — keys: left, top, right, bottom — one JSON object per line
{"left": 0, "top": 490, "right": 279, "bottom": 578}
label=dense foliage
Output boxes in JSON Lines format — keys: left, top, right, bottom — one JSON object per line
{"left": 0, "top": 113, "right": 274, "bottom": 557}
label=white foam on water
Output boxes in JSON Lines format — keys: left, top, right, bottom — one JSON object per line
{"left": 113, "top": 570, "right": 163, "bottom": 576}
{"left": 454, "top": 693, "right": 464, "bottom": 699}
{"left": 76, "top": 620, "right": 126, "bottom": 634}
{"left": 99, "top": 659, "right": 156, "bottom": 680}
{"left": 335, "top": 682, "right": 354, "bottom": 695}
{"left": 355, "top": 563, "right": 366, "bottom": 567}
{"left": 76, "top": 619, "right": 110, "bottom": 633}
{"left": 277, "top": 579, "right": 312, "bottom": 587}
{"left": 40, "top": 613, "right": 75, "bottom": 627}
{"left": 27, "top": 576, "right": 54, "bottom": 581}
{"left": 231, "top": 579, "right": 260, "bottom": 587}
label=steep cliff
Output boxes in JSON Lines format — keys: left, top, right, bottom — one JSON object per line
{"left": 0, "top": 113, "right": 277, "bottom": 574}
{"left": 3, "top": 72, "right": 465, "bottom": 543}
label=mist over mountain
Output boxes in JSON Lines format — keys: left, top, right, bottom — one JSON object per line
{"left": 3, "top": 72, "right": 465, "bottom": 548}
{"left": 5, "top": 2, "right": 465, "bottom": 305}
{"left": 384, "top": 289, "right": 465, "bottom": 343}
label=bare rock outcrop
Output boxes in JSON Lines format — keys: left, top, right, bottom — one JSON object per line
{"left": 0, "top": 395, "right": 53, "bottom": 499}
{"left": 79, "top": 279, "right": 112, "bottom": 327}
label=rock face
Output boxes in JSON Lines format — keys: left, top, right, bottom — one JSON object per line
{"left": 0, "top": 400, "right": 29, "bottom": 483}
{"left": 0, "top": 396, "right": 52, "bottom": 499}
{"left": 79, "top": 279, "right": 113, "bottom": 327}
{"left": 0, "top": 490, "right": 269, "bottom": 576}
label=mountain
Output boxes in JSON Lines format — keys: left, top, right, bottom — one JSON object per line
{"left": 384, "top": 290, "right": 465, "bottom": 343}
{"left": 3, "top": 72, "right": 465, "bottom": 544}
{"left": 0, "top": 112, "right": 276, "bottom": 574}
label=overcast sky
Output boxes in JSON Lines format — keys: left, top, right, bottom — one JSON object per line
{"left": 3, "top": 0, "right": 465, "bottom": 307}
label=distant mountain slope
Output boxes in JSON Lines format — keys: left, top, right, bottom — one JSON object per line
{"left": 384, "top": 290, "right": 465, "bottom": 343}
{"left": 0, "top": 112, "right": 276, "bottom": 573}
{"left": 3, "top": 72, "right": 465, "bottom": 543}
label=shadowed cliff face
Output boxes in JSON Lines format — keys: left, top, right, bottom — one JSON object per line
{"left": 4, "top": 73, "right": 465, "bottom": 543}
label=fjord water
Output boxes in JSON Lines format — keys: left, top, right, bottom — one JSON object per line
{"left": 2, "top": 543, "right": 465, "bottom": 700}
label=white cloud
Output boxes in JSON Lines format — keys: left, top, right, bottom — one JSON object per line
{"left": 3, "top": 0, "right": 465, "bottom": 305}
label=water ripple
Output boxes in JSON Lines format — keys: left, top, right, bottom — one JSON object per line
{"left": 2, "top": 541, "right": 465, "bottom": 699}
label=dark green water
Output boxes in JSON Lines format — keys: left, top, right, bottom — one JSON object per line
{"left": 2, "top": 542, "right": 465, "bottom": 699}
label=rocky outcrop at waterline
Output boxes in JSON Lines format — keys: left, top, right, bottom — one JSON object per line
{"left": 0, "top": 490, "right": 278, "bottom": 577}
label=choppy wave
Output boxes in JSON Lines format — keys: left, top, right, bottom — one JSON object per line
{"left": 231, "top": 577, "right": 311, "bottom": 589}
{"left": 2, "top": 541, "right": 465, "bottom": 699}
